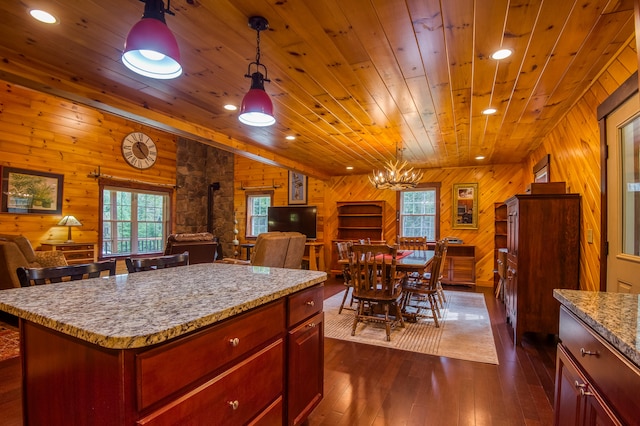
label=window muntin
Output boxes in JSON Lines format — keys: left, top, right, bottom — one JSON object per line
{"left": 398, "top": 187, "right": 439, "bottom": 241}
{"left": 101, "top": 186, "right": 169, "bottom": 256}
{"left": 246, "top": 193, "right": 272, "bottom": 237}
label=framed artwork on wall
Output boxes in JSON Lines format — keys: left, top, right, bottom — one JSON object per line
{"left": 452, "top": 183, "right": 478, "bottom": 229}
{"left": 288, "top": 171, "right": 308, "bottom": 205}
{"left": 1, "top": 167, "right": 64, "bottom": 215}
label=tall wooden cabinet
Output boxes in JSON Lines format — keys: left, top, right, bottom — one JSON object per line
{"left": 504, "top": 193, "right": 580, "bottom": 345}
{"left": 493, "top": 203, "right": 508, "bottom": 289}
{"left": 330, "top": 201, "right": 385, "bottom": 275}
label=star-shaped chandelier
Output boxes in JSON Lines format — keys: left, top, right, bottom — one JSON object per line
{"left": 369, "top": 144, "right": 424, "bottom": 190}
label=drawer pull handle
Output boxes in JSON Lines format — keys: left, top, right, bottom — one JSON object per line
{"left": 228, "top": 400, "right": 239, "bottom": 410}
{"left": 574, "top": 380, "right": 586, "bottom": 389}
{"left": 307, "top": 322, "right": 316, "bottom": 328}
{"left": 579, "top": 388, "right": 594, "bottom": 397}
{"left": 306, "top": 300, "right": 315, "bottom": 307}
{"left": 580, "top": 348, "right": 598, "bottom": 357}
{"left": 229, "top": 337, "right": 240, "bottom": 347}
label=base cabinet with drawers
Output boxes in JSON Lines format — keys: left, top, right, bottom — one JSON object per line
{"left": 554, "top": 307, "right": 640, "bottom": 426}
{"left": 20, "top": 284, "right": 325, "bottom": 425}
{"left": 39, "top": 241, "right": 97, "bottom": 264}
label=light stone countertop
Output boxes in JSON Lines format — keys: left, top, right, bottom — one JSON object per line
{"left": 554, "top": 289, "right": 640, "bottom": 368}
{"left": 0, "top": 263, "right": 326, "bottom": 349}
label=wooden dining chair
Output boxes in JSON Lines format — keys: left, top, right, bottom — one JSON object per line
{"left": 125, "top": 252, "right": 189, "bottom": 273}
{"left": 348, "top": 243, "right": 405, "bottom": 341}
{"left": 427, "top": 238, "right": 448, "bottom": 307}
{"left": 401, "top": 249, "right": 444, "bottom": 327}
{"left": 336, "top": 241, "right": 354, "bottom": 314}
{"left": 17, "top": 259, "right": 117, "bottom": 287}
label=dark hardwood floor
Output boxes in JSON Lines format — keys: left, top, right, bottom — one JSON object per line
{"left": 0, "top": 278, "right": 557, "bottom": 426}
{"left": 310, "top": 279, "right": 557, "bottom": 426}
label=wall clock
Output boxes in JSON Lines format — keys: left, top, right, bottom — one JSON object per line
{"left": 121, "top": 132, "right": 157, "bottom": 170}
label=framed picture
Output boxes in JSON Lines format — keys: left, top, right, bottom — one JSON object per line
{"left": 1, "top": 167, "right": 64, "bottom": 214}
{"left": 288, "top": 171, "right": 307, "bottom": 205}
{"left": 533, "top": 154, "right": 550, "bottom": 183}
{"left": 452, "top": 183, "right": 478, "bottom": 229}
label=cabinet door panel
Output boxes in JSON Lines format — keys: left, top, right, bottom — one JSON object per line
{"left": 287, "top": 311, "right": 324, "bottom": 426}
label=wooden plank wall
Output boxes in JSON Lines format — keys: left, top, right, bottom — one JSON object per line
{"left": 526, "top": 38, "right": 638, "bottom": 291}
{"left": 0, "top": 83, "right": 177, "bottom": 248}
{"left": 235, "top": 155, "right": 524, "bottom": 287}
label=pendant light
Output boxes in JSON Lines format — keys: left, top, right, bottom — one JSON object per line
{"left": 239, "top": 16, "right": 276, "bottom": 127}
{"left": 369, "top": 143, "right": 424, "bottom": 190}
{"left": 122, "top": 0, "right": 182, "bottom": 80}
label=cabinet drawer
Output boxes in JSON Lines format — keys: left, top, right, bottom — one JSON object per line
{"left": 248, "top": 397, "right": 283, "bottom": 426}
{"left": 559, "top": 307, "right": 640, "bottom": 425}
{"left": 138, "top": 339, "right": 284, "bottom": 426}
{"left": 137, "top": 300, "right": 285, "bottom": 410}
{"left": 57, "top": 244, "right": 94, "bottom": 251}
{"left": 288, "top": 285, "right": 323, "bottom": 327}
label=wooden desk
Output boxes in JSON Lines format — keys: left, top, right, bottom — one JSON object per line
{"left": 304, "top": 241, "right": 325, "bottom": 271}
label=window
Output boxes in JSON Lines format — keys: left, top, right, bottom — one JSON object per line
{"left": 246, "top": 192, "right": 272, "bottom": 237}
{"left": 100, "top": 184, "right": 170, "bottom": 256}
{"left": 397, "top": 183, "right": 441, "bottom": 241}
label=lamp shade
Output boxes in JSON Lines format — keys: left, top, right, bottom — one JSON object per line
{"left": 238, "top": 72, "right": 275, "bottom": 127}
{"left": 57, "top": 215, "right": 82, "bottom": 227}
{"left": 122, "top": 17, "right": 182, "bottom": 79}
{"left": 58, "top": 215, "right": 82, "bottom": 243}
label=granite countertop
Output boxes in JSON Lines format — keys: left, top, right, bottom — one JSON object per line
{"left": 0, "top": 263, "right": 326, "bottom": 350}
{"left": 554, "top": 289, "right": 640, "bottom": 368}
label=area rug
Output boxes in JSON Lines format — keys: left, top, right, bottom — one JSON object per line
{"left": 0, "top": 325, "right": 19, "bottom": 362}
{"left": 323, "top": 290, "right": 499, "bottom": 364}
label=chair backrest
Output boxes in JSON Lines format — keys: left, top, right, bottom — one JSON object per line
{"left": 434, "top": 238, "right": 449, "bottom": 277}
{"left": 423, "top": 251, "right": 444, "bottom": 290}
{"left": 17, "top": 259, "right": 116, "bottom": 287}
{"left": 336, "top": 241, "right": 353, "bottom": 281}
{"left": 251, "top": 232, "right": 291, "bottom": 267}
{"left": 348, "top": 244, "right": 403, "bottom": 298}
{"left": 125, "top": 252, "right": 189, "bottom": 273}
{"left": 397, "top": 236, "right": 428, "bottom": 251}
{"left": 282, "top": 232, "right": 307, "bottom": 269}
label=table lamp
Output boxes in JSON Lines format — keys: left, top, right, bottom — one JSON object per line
{"left": 57, "top": 215, "right": 82, "bottom": 243}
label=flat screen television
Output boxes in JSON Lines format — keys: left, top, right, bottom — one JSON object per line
{"left": 267, "top": 206, "right": 317, "bottom": 240}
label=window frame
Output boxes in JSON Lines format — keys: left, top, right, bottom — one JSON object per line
{"left": 396, "top": 182, "right": 441, "bottom": 242}
{"left": 98, "top": 178, "right": 173, "bottom": 259}
{"left": 245, "top": 190, "right": 273, "bottom": 239}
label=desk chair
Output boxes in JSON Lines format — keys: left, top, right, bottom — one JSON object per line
{"left": 348, "top": 244, "right": 405, "bottom": 341}
{"left": 17, "top": 259, "right": 116, "bottom": 287}
{"left": 125, "top": 252, "right": 189, "bottom": 273}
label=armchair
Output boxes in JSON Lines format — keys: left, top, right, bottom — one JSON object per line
{"left": 0, "top": 234, "right": 68, "bottom": 290}
{"left": 221, "top": 231, "right": 306, "bottom": 269}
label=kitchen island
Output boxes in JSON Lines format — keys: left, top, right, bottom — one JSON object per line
{"left": 0, "top": 263, "right": 327, "bottom": 425}
{"left": 553, "top": 289, "right": 640, "bottom": 425}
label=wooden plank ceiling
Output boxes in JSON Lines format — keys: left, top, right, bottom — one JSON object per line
{"left": 0, "top": 0, "right": 634, "bottom": 179}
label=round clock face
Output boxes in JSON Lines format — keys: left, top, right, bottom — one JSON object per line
{"left": 121, "top": 132, "right": 157, "bottom": 170}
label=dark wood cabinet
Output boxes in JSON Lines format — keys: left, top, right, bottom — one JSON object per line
{"left": 20, "top": 284, "right": 325, "bottom": 425}
{"left": 554, "top": 307, "right": 639, "bottom": 426}
{"left": 504, "top": 193, "right": 580, "bottom": 344}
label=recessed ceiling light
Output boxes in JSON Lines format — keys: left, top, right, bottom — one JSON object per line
{"left": 285, "top": 135, "right": 296, "bottom": 141}
{"left": 224, "top": 104, "right": 238, "bottom": 111}
{"left": 482, "top": 108, "right": 497, "bottom": 115}
{"left": 29, "top": 9, "right": 58, "bottom": 24}
{"left": 346, "top": 166, "right": 354, "bottom": 170}
{"left": 491, "top": 49, "right": 512, "bottom": 60}
{"left": 475, "top": 155, "right": 486, "bottom": 160}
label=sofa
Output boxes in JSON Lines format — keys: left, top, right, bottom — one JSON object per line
{"left": 222, "top": 231, "right": 307, "bottom": 269}
{"left": 0, "top": 234, "right": 68, "bottom": 290}
{"left": 164, "top": 232, "right": 219, "bottom": 264}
